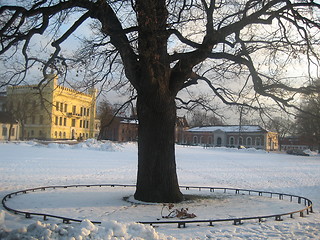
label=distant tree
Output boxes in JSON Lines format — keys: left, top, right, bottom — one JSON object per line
{"left": 189, "top": 110, "right": 223, "bottom": 127}
{"left": 295, "top": 81, "right": 320, "bottom": 150}
{"left": 6, "top": 92, "right": 41, "bottom": 140}
{"left": 97, "top": 100, "right": 116, "bottom": 139}
{"left": 1, "top": 1, "right": 320, "bottom": 202}
{"left": 266, "top": 117, "right": 295, "bottom": 139}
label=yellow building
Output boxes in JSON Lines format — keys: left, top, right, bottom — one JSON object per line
{"left": 6, "top": 74, "right": 99, "bottom": 140}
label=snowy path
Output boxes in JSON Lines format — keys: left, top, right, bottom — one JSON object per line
{"left": 0, "top": 141, "right": 320, "bottom": 239}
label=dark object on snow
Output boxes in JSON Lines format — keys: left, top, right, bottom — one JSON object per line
{"left": 161, "top": 203, "right": 197, "bottom": 219}
{"left": 286, "top": 149, "right": 309, "bottom": 156}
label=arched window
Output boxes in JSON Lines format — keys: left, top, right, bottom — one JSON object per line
{"left": 193, "top": 136, "right": 198, "bottom": 144}
{"left": 217, "top": 137, "right": 222, "bottom": 146}
{"left": 246, "top": 137, "right": 252, "bottom": 146}
{"left": 229, "top": 136, "right": 235, "bottom": 146}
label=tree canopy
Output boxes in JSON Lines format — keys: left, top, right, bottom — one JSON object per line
{"left": 1, "top": 0, "right": 319, "bottom": 108}
{"left": 1, "top": 0, "right": 320, "bottom": 202}
{"left": 295, "top": 80, "right": 320, "bottom": 150}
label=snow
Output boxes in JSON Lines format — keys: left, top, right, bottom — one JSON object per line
{"left": 0, "top": 140, "right": 320, "bottom": 239}
{"left": 120, "top": 119, "right": 138, "bottom": 125}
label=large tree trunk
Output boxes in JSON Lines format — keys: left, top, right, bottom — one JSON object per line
{"left": 134, "top": 93, "right": 183, "bottom": 203}
{"left": 133, "top": 0, "right": 183, "bottom": 203}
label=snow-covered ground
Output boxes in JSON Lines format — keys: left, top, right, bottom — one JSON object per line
{"left": 0, "top": 140, "right": 320, "bottom": 239}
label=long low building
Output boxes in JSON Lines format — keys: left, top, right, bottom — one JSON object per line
{"left": 182, "top": 125, "right": 278, "bottom": 151}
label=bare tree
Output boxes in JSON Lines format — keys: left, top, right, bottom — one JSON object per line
{"left": 6, "top": 91, "right": 43, "bottom": 140}
{"left": 1, "top": 0, "right": 320, "bottom": 202}
{"left": 96, "top": 99, "right": 116, "bottom": 139}
{"left": 189, "top": 110, "right": 224, "bottom": 127}
{"left": 266, "top": 117, "right": 295, "bottom": 138}
{"left": 295, "top": 80, "right": 320, "bottom": 150}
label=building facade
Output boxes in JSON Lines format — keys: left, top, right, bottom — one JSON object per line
{"left": 100, "top": 117, "right": 138, "bottom": 142}
{"left": 279, "top": 136, "right": 317, "bottom": 151}
{"left": 6, "top": 74, "right": 99, "bottom": 140}
{"left": 175, "top": 116, "right": 189, "bottom": 144}
{"left": 100, "top": 116, "right": 189, "bottom": 143}
{"left": 184, "top": 125, "right": 278, "bottom": 151}
{"left": 0, "top": 111, "right": 20, "bottom": 141}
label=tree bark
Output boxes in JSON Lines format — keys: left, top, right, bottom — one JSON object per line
{"left": 134, "top": 92, "right": 183, "bottom": 203}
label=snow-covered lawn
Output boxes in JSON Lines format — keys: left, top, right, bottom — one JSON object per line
{"left": 0, "top": 140, "right": 320, "bottom": 239}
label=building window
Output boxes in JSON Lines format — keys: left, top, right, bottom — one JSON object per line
{"left": 55, "top": 116, "right": 58, "bottom": 125}
{"left": 72, "top": 105, "right": 76, "bottom": 114}
{"left": 246, "top": 137, "right": 252, "bottom": 146}
{"left": 63, "top": 132, "right": 66, "bottom": 138}
{"left": 80, "top": 120, "right": 82, "bottom": 128}
{"left": 56, "top": 102, "right": 59, "bottom": 111}
{"left": 80, "top": 107, "right": 83, "bottom": 116}
{"left": 64, "top": 104, "right": 68, "bottom": 112}
{"left": 55, "top": 131, "right": 57, "bottom": 137}
{"left": 2, "top": 127, "right": 7, "bottom": 136}
{"left": 60, "top": 102, "right": 64, "bottom": 112}
{"left": 217, "top": 137, "right": 222, "bottom": 146}
{"left": 59, "top": 117, "right": 62, "bottom": 126}
{"left": 64, "top": 118, "right": 67, "bottom": 126}
{"left": 239, "top": 137, "right": 243, "bottom": 145}
{"left": 86, "top": 120, "right": 89, "bottom": 129}
{"left": 10, "top": 128, "right": 15, "bottom": 136}
{"left": 83, "top": 108, "right": 86, "bottom": 116}
{"left": 229, "top": 136, "right": 235, "bottom": 146}
{"left": 87, "top": 108, "right": 90, "bottom": 116}
{"left": 59, "top": 131, "right": 62, "bottom": 137}
{"left": 193, "top": 136, "right": 198, "bottom": 144}
{"left": 72, "top": 119, "right": 76, "bottom": 127}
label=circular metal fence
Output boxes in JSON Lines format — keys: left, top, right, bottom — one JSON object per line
{"left": 1, "top": 184, "right": 313, "bottom": 228}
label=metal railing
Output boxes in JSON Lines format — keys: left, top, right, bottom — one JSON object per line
{"left": 1, "top": 184, "right": 313, "bottom": 228}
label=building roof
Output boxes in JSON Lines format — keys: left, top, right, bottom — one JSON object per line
{"left": 120, "top": 118, "right": 138, "bottom": 124}
{"left": 187, "top": 125, "right": 267, "bottom": 133}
